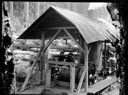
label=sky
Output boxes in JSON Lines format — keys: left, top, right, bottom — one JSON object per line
{"left": 88, "top": 2, "right": 107, "bottom": 10}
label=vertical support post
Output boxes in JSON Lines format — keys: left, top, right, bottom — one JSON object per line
{"left": 84, "top": 43, "right": 88, "bottom": 94}
{"left": 40, "top": 32, "right": 45, "bottom": 84}
{"left": 104, "top": 40, "right": 107, "bottom": 67}
{"left": 70, "top": 64, "right": 75, "bottom": 92}
{"left": 77, "top": 42, "right": 88, "bottom": 94}
{"left": 46, "top": 63, "right": 51, "bottom": 87}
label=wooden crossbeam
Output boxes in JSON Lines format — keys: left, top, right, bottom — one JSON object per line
{"left": 46, "top": 61, "right": 76, "bottom": 66}
{"left": 43, "top": 29, "right": 61, "bottom": 52}
{"left": 20, "top": 44, "right": 44, "bottom": 91}
{"left": 42, "top": 29, "right": 61, "bottom": 87}
{"left": 63, "top": 29, "right": 85, "bottom": 54}
{"left": 20, "top": 29, "right": 61, "bottom": 91}
{"left": 43, "top": 26, "right": 77, "bottom": 30}
{"left": 77, "top": 69, "right": 86, "bottom": 94}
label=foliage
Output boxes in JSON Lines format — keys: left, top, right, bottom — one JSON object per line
{"left": 29, "top": 2, "right": 38, "bottom": 22}
{"left": 1, "top": 2, "right": 14, "bottom": 94}
{"left": 107, "top": 1, "right": 128, "bottom": 95}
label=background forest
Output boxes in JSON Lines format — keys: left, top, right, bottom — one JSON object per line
{"left": 3, "top": 2, "right": 112, "bottom": 37}
{"left": 2, "top": 2, "right": 121, "bottom": 94}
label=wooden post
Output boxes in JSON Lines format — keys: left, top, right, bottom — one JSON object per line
{"left": 46, "top": 63, "right": 51, "bottom": 87}
{"left": 104, "top": 40, "right": 107, "bottom": 67}
{"left": 43, "top": 29, "right": 61, "bottom": 86}
{"left": 70, "top": 64, "right": 75, "bottom": 92}
{"left": 77, "top": 42, "right": 88, "bottom": 94}
{"left": 84, "top": 42, "right": 88, "bottom": 94}
{"left": 40, "top": 32, "right": 45, "bottom": 84}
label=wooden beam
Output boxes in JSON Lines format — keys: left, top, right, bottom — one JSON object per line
{"left": 11, "top": 37, "right": 17, "bottom": 93}
{"left": 45, "top": 63, "right": 51, "bottom": 87}
{"left": 43, "top": 26, "right": 77, "bottom": 30}
{"left": 63, "top": 29, "right": 85, "bottom": 54}
{"left": 84, "top": 43, "right": 89, "bottom": 94}
{"left": 77, "top": 69, "right": 86, "bottom": 94}
{"left": 104, "top": 40, "right": 107, "bottom": 66}
{"left": 88, "top": 76, "right": 117, "bottom": 94}
{"left": 20, "top": 29, "right": 61, "bottom": 91}
{"left": 40, "top": 32, "right": 45, "bottom": 84}
{"left": 42, "top": 29, "right": 61, "bottom": 86}
{"left": 47, "top": 61, "right": 76, "bottom": 66}
{"left": 70, "top": 64, "right": 75, "bottom": 92}
{"left": 76, "top": 43, "right": 89, "bottom": 94}
{"left": 20, "top": 45, "right": 44, "bottom": 91}
{"left": 42, "top": 29, "right": 61, "bottom": 52}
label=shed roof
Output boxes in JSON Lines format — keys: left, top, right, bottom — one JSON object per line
{"left": 18, "top": 6, "right": 118, "bottom": 44}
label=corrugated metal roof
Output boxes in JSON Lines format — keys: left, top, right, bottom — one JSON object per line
{"left": 97, "top": 18, "right": 120, "bottom": 39}
{"left": 18, "top": 6, "right": 118, "bottom": 44}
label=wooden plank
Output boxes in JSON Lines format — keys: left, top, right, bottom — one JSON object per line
{"left": 47, "top": 61, "right": 75, "bottom": 66}
{"left": 43, "top": 26, "right": 76, "bottom": 30}
{"left": 63, "top": 29, "right": 85, "bottom": 54}
{"left": 55, "top": 80, "right": 70, "bottom": 87}
{"left": 70, "top": 64, "right": 75, "bottom": 92}
{"left": 88, "top": 76, "right": 117, "bottom": 94}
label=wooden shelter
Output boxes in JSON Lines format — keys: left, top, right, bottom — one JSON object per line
{"left": 17, "top": 6, "right": 118, "bottom": 95}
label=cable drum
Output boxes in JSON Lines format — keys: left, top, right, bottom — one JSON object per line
{"left": 57, "top": 67, "right": 81, "bottom": 83}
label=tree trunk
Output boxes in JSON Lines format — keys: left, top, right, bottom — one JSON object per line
{"left": 107, "top": 2, "right": 128, "bottom": 95}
